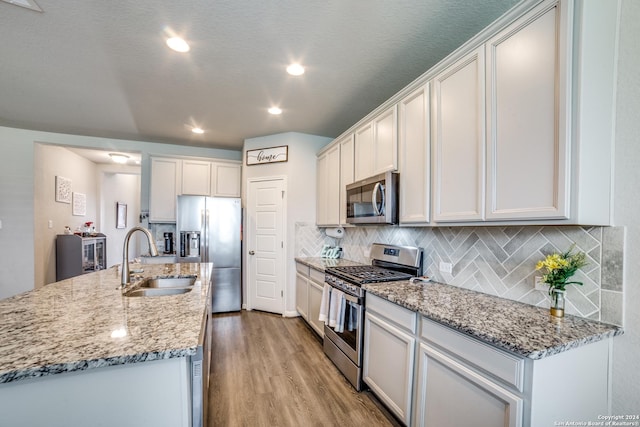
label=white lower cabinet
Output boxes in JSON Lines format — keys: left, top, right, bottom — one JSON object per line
{"left": 295, "top": 273, "right": 308, "bottom": 320}
{"left": 363, "top": 293, "right": 613, "bottom": 427}
{"left": 307, "top": 279, "right": 324, "bottom": 336}
{"left": 363, "top": 294, "right": 417, "bottom": 425}
{"left": 415, "top": 343, "right": 523, "bottom": 427}
{"left": 295, "top": 262, "right": 324, "bottom": 338}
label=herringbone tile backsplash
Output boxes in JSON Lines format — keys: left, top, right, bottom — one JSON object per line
{"left": 295, "top": 223, "right": 624, "bottom": 326}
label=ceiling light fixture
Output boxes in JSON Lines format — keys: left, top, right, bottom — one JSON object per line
{"left": 109, "top": 153, "right": 129, "bottom": 164}
{"left": 192, "top": 127, "right": 204, "bottom": 134}
{"left": 286, "top": 63, "right": 305, "bottom": 76}
{"left": 166, "top": 37, "right": 190, "bottom": 53}
{"left": 268, "top": 107, "right": 282, "bottom": 115}
{"left": 1, "top": 0, "right": 43, "bottom": 12}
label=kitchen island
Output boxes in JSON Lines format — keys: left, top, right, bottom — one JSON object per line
{"left": 0, "top": 262, "right": 211, "bottom": 427}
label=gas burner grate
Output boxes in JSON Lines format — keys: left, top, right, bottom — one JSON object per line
{"left": 326, "top": 265, "right": 412, "bottom": 284}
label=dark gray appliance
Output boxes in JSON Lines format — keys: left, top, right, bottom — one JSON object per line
{"left": 323, "top": 243, "right": 423, "bottom": 391}
{"left": 177, "top": 196, "right": 242, "bottom": 313}
{"left": 346, "top": 171, "right": 399, "bottom": 225}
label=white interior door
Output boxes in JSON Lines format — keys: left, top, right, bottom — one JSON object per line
{"left": 246, "top": 178, "right": 285, "bottom": 314}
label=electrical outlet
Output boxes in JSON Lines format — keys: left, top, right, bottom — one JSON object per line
{"left": 48, "top": 220, "right": 53, "bottom": 229}
{"left": 439, "top": 261, "right": 453, "bottom": 274}
{"left": 534, "top": 276, "right": 548, "bottom": 291}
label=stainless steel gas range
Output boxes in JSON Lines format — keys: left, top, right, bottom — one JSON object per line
{"left": 322, "top": 243, "right": 423, "bottom": 391}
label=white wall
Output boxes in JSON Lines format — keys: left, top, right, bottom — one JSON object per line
{"left": 0, "top": 125, "right": 241, "bottom": 299}
{"left": 99, "top": 167, "right": 141, "bottom": 268}
{"left": 242, "top": 132, "right": 331, "bottom": 315}
{"left": 34, "top": 144, "right": 99, "bottom": 286}
{"left": 611, "top": 0, "right": 640, "bottom": 413}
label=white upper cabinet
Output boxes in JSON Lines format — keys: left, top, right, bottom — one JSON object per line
{"left": 354, "top": 121, "right": 374, "bottom": 181}
{"left": 399, "top": 84, "right": 430, "bottom": 225}
{"left": 149, "top": 157, "right": 181, "bottom": 223}
{"left": 183, "top": 159, "right": 241, "bottom": 198}
{"left": 432, "top": 47, "right": 486, "bottom": 222}
{"left": 211, "top": 162, "right": 241, "bottom": 197}
{"left": 338, "top": 133, "right": 355, "bottom": 226}
{"left": 373, "top": 105, "right": 398, "bottom": 175}
{"left": 485, "top": 0, "right": 569, "bottom": 220}
{"left": 326, "top": 0, "right": 616, "bottom": 226}
{"left": 181, "top": 159, "right": 211, "bottom": 196}
{"left": 316, "top": 144, "right": 341, "bottom": 226}
{"left": 354, "top": 105, "right": 398, "bottom": 181}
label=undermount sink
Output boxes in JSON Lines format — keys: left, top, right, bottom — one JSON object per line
{"left": 125, "top": 287, "right": 193, "bottom": 297}
{"left": 139, "top": 275, "right": 197, "bottom": 289}
{"left": 124, "top": 275, "right": 197, "bottom": 297}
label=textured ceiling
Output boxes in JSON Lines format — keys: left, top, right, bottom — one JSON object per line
{"left": 0, "top": 0, "right": 520, "bottom": 150}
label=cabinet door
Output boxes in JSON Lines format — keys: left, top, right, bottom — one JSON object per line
{"left": 212, "top": 162, "right": 241, "bottom": 197}
{"left": 354, "top": 121, "right": 374, "bottom": 181}
{"left": 307, "top": 279, "right": 324, "bottom": 337}
{"left": 295, "top": 273, "right": 308, "bottom": 320}
{"left": 150, "top": 157, "right": 181, "bottom": 222}
{"left": 373, "top": 105, "right": 398, "bottom": 175}
{"left": 182, "top": 159, "right": 211, "bottom": 196}
{"left": 339, "top": 134, "right": 354, "bottom": 226}
{"left": 399, "top": 84, "right": 430, "bottom": 224}
{"left": 363, "top": 311, "right": 415, "bottom": 425}
{"left": 486, "top": 0, "right": 569, "bottom": 220}
{"left": 415, "top": 343, "right": 523, "bottom": 427}
{"left": 316, "top": 145, "right": 340, "bottom": 226}
{"left": 432, "top": 47, "right": 485, "bottom": 222}
{"left": 326, "top": 144, "right": 341, "bottom": 226}
{"left": 316, "top": 153, "right": 328, "bottom": 226}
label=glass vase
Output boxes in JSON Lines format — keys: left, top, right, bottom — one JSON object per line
{"left": 550, "top": 288, "right": 566, "bottom": 318}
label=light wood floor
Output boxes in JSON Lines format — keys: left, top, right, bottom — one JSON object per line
{"left": 208, "top": 310, "right": 398, "bottom": 427}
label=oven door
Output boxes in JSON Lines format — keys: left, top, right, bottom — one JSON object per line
{"left": 324, "top": 293, "right": 363, "bottom": 365}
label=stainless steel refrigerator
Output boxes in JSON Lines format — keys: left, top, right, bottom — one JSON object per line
{"left": 177, "top": 196, "right": 242, "bottom": 313}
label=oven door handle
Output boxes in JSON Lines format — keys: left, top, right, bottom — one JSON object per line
{"left": 326, "top": 283, "right": 362, "bottom": 305}
{"left": 342, "top": 292, "right": 360, "bottom": 305}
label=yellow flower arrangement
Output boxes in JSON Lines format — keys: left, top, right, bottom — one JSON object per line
{"left": 535, "top": 244, "right": 588, "bottom": 294}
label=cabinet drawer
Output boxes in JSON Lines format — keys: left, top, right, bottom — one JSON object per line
{"left": 421, "top": 317, "right": 524, "bottom": 391}
{"left": 309, "top": 267, "right": 325, "bottom": 284}
{"left": 366, "top": 293, "right": 416, "bottom": 334}
{"left": 295, "top": 262, "right": 310, "bottom": 276}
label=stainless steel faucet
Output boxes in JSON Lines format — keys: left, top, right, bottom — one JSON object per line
{"left": 121, "top": 226, "right": 159, "bottom": 291}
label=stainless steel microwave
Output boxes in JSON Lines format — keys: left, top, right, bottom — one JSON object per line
{"left": 346, "top": 171, "right": 399, "bottom": 224}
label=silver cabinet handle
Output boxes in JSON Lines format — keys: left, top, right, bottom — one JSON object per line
{"left": 249, "top": 250, "right": 255, "bottom": 255}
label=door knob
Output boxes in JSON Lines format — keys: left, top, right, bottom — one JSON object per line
{"left": 249, "top": 250, "right": 255, "bottom": 255}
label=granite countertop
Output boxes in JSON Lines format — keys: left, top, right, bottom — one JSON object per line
{"left": 363, "top": 280, "right": 623, "bottom": 360}
{"left": 295, "top": 257, "right": 364, "bottom": 271}
{"left": 0, "top": 262, "right": 211, "bottom": 384}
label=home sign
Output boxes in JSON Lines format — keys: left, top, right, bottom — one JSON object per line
{"left": 246, "top": 145, "right": 288, "bottom": 166}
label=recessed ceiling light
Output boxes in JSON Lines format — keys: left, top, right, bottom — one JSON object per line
{"left": 268, "top": 107, "right": 282, "bottom": 115}
{"left": 109, "top": 153, "right": 129, "bottom": 164}
{"left": 192, "top": 127, "right": 204, "bottom": 134}
{"left": 286, "top": 63, "right": 305, "bottom": 76}
{"left": 166, "top": 37, "right": 190, "bottom": 53}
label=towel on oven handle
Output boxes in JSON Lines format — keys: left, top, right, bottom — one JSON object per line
{"left": 319, "top": 283, "right": 331, "bottom": 323}
{"left": 328, "top": 288, "right": 345, "bottom": 329}
{"left": 335, "top": 294, "right": 347, "bottom": 333}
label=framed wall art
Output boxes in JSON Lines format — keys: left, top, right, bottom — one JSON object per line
{"left": 72, "top": 192, "right": 86, "bottom": 216}
{"left": 116, "top": 202, "right": 127, "bottom": 229}
{"left": 246, "top": 145, "right": 288, "bottom": 166}
{"left": 55, "top": 176, "right": 72, "bottom": 203}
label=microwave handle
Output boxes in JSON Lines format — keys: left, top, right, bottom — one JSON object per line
{"left": 371, "top": 182, "right": 385, "bottom": 216}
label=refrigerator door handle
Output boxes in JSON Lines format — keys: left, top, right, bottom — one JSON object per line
{"left": 203, "top": 209, "right": 209, "bottom": 264}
